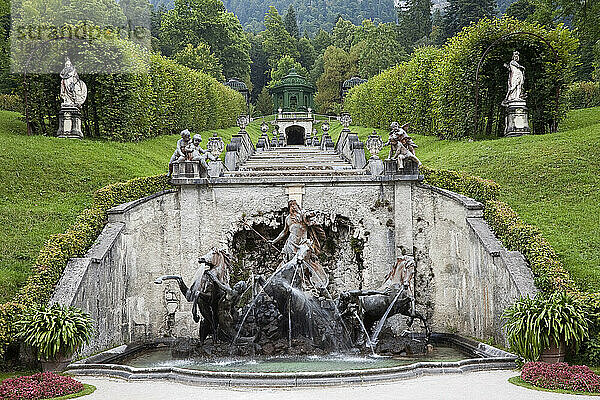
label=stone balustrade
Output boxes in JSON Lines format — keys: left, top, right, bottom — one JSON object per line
{"left": 224, "top": 128, "right": 255, "bottom": 171}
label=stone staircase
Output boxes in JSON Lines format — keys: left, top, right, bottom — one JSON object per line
{"left": 224, "top": 146, "right": 367, "bottom": 177}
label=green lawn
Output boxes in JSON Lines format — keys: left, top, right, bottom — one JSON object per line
{"left": 0, "top": 108, "right": 598, "bottom": 301}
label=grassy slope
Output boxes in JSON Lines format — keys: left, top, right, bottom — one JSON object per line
{"left": 0, "top": 112, "right": 268, "bottom": 302}
{"left": 0, "top": 108, "right": 598, "bottom": 300}
{"left": 410, "top": 107, "right": 600, "bottom": 291}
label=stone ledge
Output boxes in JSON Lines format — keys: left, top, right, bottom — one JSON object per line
{"left": 417, "top": 183, "right": 483, "bottom": 216}
{"left": 107, "top": 190, "right": 177, "bottom": 218}
{"left": 171, "top": 174, "right": 423, "bottom": 186}
{"left": 86, "top": 223, "right": 125, "bottom": 263}
{"left": 466, "top": 217, "right": 503, "bottom": 257}
{"left": 50, "top": 258, "right": 91, "bottom": 306}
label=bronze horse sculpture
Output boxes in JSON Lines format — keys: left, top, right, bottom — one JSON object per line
{"left": 154, "top": 248, "right": 246, "bottom": 342}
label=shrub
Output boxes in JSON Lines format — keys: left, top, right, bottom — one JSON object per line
{"left": 17, "top": 304, "right": 93, "bottom": 360}
{"left": 503, "top": 293, "right": 589, "bottom": 361}
{"left": 0, "top": 372, "right": 84, "bottom": 400}
{"left": 521, "top": 362, "right": 600, "bottom": 393}
{"left": 0, "top": 95, "right": 23, "bottom": 114}
{"left": 565, "top": 81, "right": 600, "bottom": 110}
{"left": 0, "top": 174, "right": 172, "bottom": 359}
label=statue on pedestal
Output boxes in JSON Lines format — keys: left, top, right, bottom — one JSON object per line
{"left": 57, "top": 57, "right": 87, "bottom": 139}
{"left": 501, "top": 51, "right": 531, "bottom": 136}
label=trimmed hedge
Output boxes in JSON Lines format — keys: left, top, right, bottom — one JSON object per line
{"left": 346, "top": 17, "right": 578, "bottom": 138}
{"left": 0, "top": 174, "right": 172, "bottom": 359}
{"left": 24, "top": 51, "right": 245, "bottom": 141}
{"left": 421, "top": 166, "right": 575, "bottom": 294}
{"left": 0, "top": 95, "right": 23, "bottom": 114}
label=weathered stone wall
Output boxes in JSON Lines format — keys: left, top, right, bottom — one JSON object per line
{"left": 412, "top": 184, "right": 537, "bottom": 343}
{"left": 51, "top": 180, "right": 536, "bottom": 355}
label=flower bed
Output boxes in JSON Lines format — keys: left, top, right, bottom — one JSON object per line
{"left": 0, "top": 372, "right": 83, "bottom": 400}
{"left": 521, "top": 361, "right": 600, "bottom": 393}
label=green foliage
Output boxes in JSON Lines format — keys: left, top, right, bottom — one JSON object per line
{"left": 565, "top": 82, "right": 600, "bottom": 110}
{"left": 345, "top": 46, "right": 440, "bottom": 135}
{"left": 397, "top": 0, "right": 433, "bottom": 49}
{"left": 433, "top": 17, "right": 578, "bottom": 138}
{"left": 0, "top": 95, "right": 23, "bottom": 113}
{"left": 24, "top": 51, "right": 245, "bottom": 141}
{"left": 315, "top": 46, "right": 357, "bottom": 113}
{"left": 268, "top": 55, "right": 308, "bottom": 87}
{"left": 283, "top": 4, "right": 299, "bottom": 40}
{"left": 443, "top": 0, "right": 496, "bottom": 39}
{"left": 174, "top": 43, "right": 224, "bottom": 81}
{"left": 420, "top": 164, "right": 576, "bottom": 294}
{"left": 221, "top": 0, "right": 397, "bottom": 36}
{"left": 254, "top": 86, "right": 273, "bottom": 116}
{"left": 262, "top": 6, "right": 299, "bottom": 69}
{"left": 159, "top": 0, "right": 251, "bottom": 79}
{"left": 503, "top": 292, "right": 589, "bottom": 361}
{"left": 353, "top": 20, "right": 407, "bottom": 78}
{"left": 17, "top": 304, "right": 93, "bottom": 360}
{"left": 506, "top": 0, "right": 536, "bottom": 21}
{"left": 331, "top": 17, "right": 357, "bottom": 52}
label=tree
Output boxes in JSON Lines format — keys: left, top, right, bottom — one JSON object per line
{"left": 505, "top": 0, "right": 536, "bottom": 21}
{"left": 315, "top": 45, "right": 358, "bottom": 113}
{"left": 269, "top": 55, "right": 309, "bottom": 85}
{"left": 353, "top": 20, "right": 407, "bottom": 78}
{"left": 174, "top": 43, "right": 224, "bottom": 80}
{"left": 402, "top": 0, "right": 432, "bottom": 46}
{"left": 443, "top": 0, "right": 496, "bottom": 38}
{"left": 159, "top": 0, "right": 251, "bottom": 79}
{"left": 331, "top": 17, "right": 357, "bottom": 51}
{"left": 248, "top": 32, "right": 269, "bottom": 100}
{"left": 297, "top": 37, "right": 317, "bottom": 70}
{"left": 283, "top": 4, "right": 300, "bottom": 40}
{"left": 254, "top": 86, "right": 274, "bottom": 115}
{"left": 312, "top": 28, "right": 332, "bottom": 55}
{"left": 262, "top": 6, "right": 300, "bottom": 68}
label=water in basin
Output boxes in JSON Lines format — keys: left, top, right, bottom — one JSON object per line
{"left": 118, "top": 345, "right": 472, "bottom": 373}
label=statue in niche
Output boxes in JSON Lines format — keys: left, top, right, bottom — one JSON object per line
{"left": 502, "top": 51, "right": 526, "bottom": 106}
{"left": 59, "top": 57, "right": 87, "bottom": 108}
{"left": 270, "top": 200, "right": 328, "bottom": 290}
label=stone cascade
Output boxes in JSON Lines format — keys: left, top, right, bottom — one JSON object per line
{"left": 225, "top": 145, "right": 366, "bottom": 177}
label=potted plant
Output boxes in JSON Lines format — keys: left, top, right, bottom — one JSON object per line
{"left": 503, "top": 292, "right": 589, "bottom": 363}
{"left": 17, "top": 303, "right": 93, "bottom": 371}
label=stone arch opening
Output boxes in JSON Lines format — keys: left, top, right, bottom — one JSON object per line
{"left": 285, "top": 125, "right": 305, "bottom": 145}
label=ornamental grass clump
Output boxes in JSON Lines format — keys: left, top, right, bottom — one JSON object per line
{"left": 521, "top": 362, "right": 600, "bottom": 393}
{"left": 0, "top": 372, "right": 83, "bottom": 400}
{"left": 17, "top": 304, "right": 93, "bottom": 360}
{"left": 503, "top": 292, "right": 589, "bottom": 361}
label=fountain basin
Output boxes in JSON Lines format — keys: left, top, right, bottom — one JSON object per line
{"left": 66, "top": 334, "right": 517, "bottom": 387}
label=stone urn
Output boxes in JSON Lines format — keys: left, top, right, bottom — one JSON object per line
{"left": 41, "top": 353, "right": 72, "bottom": 372}
{"left": 540, "top": 341, "right": 566, "bottom": 363}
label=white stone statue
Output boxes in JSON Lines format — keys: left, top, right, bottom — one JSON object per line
{"left": 60, "top": 57, "right": 87, "bottom": 108}
{"left": 502, "top": 51, "right": 526, "bottom": 106}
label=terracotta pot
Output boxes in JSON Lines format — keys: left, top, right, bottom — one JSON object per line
{"left": 540, "top": 341, "right": 566, "bottom": 363}
{"left": 41, "top": 354, "right": 72, "bottom": 372}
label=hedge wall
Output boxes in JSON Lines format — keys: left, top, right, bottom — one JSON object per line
{"left": 421, "top": 166, "right": 576, "bottom": 294}
{"left": 344, "top": 46, "right": 440, "bottom": 135}
{"left": 565, "top": 81, "right": 600, "bottom": 110}
{"left": 0, "top": 174, "right": 172, "bottom": 359}
{"left": 23, "top": 52, "right": 245, "bottom": 141}
{"left": 345, "top": 17, "right": 578, "bottom": 138}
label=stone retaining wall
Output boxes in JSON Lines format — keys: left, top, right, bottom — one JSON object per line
{"left": 51, "top": 179, "right": 536, "bottom": 356}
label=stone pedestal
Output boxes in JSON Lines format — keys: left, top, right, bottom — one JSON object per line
{"left": 57, "top": 105, "right": 83, "bottom": 139}
{"left": 366, "top": 158, "right": 384, "bottom": 175}
{"left": 504, "top": 100, "right": 530, "bottom": 137}
{"left": 383, "top": 159, "right": 398, "bottom": 175}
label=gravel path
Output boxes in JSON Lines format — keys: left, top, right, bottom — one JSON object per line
{"left": 76, "top": 370, "right": 597, "bottom": 400}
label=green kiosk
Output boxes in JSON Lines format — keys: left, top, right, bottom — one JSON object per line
{"left": 270, "top": 68, "right": 315, "bottom": 113}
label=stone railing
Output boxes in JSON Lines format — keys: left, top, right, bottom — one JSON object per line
{"left": 277, "top": 110, "right": 314, "bottom": 120}
{"left": 224, "top": 129, "right": 255, "bottom": 171}
{"left": 335, "top": 127, "right": 366, "bottom": 169}
{"left": 171, "top": 160, "right": 225, "bottom": 179}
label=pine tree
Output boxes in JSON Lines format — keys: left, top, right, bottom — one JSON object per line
{"left": 255, "top": 86, "right": 274, "bottom": 115}
{"left": 262, "top": 6, "right": 300, "bottom": 68}
{"left": 284, "top": 5, "right": 300, "bottom": 40}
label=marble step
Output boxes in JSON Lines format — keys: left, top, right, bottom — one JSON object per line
{"left": 225, "top": 169, "right": 367, "bottom": 177}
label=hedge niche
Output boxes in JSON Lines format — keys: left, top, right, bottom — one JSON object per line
{"left": 345, "top": 17, "right": 578, "bottom": 138}
{"left": 21, "top": 43, "right": 245, "bottom": 141}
